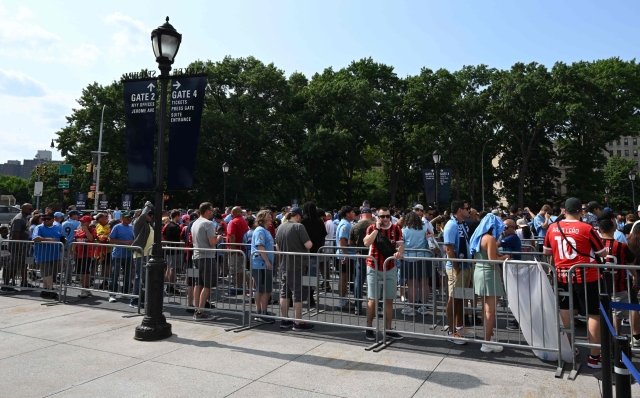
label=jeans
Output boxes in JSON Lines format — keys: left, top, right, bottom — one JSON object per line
{"left": 111, "top": 256, "right": 133, "bottom": 296}
{"left": 354, "top": 257, "right": 367, "bottom": 310}
{"left": 131, "top": 257, "right": 146, "bottom": 304}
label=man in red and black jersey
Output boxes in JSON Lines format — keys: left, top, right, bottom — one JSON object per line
{"left": 543, "top": 197, "right": 607, "bottom": 369}
{"left": 363, "top": 207, "right": 404, "bottom": 341}
{"left": 599, "top": 214, "right": 638, "bottom": 336}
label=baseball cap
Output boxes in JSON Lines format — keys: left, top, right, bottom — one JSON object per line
{"left": 413, "top": 204, "right": 424, "bottom": 211}
{"left": 68, "top": 210, "right": 80, "bottom": 216}
{"left": 290, "top": 207, "right": 303, "bottom": 217}
{"left": 361, "top": 207, "right": 372, "bottom": 214}
{"left": 491, "top": 209, "right": 500, "bottom": 215}
{"left": 54, "top": 212, "right": 64, "bottom": 218}
{"left": 181, "top": 214, "right": 190, "bottom": 221}
{"left": 516, "top": 219, "right": 528, "bottom": 227}
{"left": 564, "top": 197, "right": 582, "bottom": 213}
{"left": 80, "top": 215, "right": 92, "bottom": 223}
{"left": 121, "top": 211, "right": 133, "bottom": 218}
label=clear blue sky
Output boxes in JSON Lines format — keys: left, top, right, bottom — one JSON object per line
{"left": 1, "top": 0, "right": 638, "bottom": 163}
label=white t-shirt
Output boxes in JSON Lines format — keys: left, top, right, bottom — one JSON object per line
{"left": 325, "top": 219, "right": 336, "bottom": 243}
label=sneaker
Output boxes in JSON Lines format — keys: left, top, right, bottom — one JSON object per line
{"left": 337, "top": 299, "right": 348, "bottom": 309}
{"left": 261, "top": 316, "right": 275, "bottom": 324}
{"left": 481, "top": 344, "right": 504, "bottom": 353}
{"left": 401, "top": 306, "right": 415, "bottom": 317}
{"left": 203, "top": 301, "right": 215, "bottom": 309}
{"left": 39, "top": 291, "right": 49, "bottom": 299}
{"left": 587, "top": 355, "right": 602, "bottom": 369}
{"left": 365, "top": 330, "right": 376, "bottom": 341}
{"left": 417, "top": 306, "right": 429, "bottom": 315}
{"left": 48, "top": 292, "right": 59, "bottom": 300}
{"left": 447, "top": 331, "right": 467, "bottom": 345}
{"left": 86, "top": 290, "right": 93, "bottom": 297}
{"left": 78, "top": 290, "right": 89, "bottom": 299}
{"left": 354, "top": 307, "right": 362, "bottom": 316}
{"left": 633, "top": 336, "right": 640, "bottom": 347}
{"left": 456, "top": 327, "right": 475, "bottom": 338}
{"left": 108, "top": 296, "right": 117, "bottom": 303}
{"left": 622, "top": 318, "right": 630, "bottom": 327}
{"left": 385, "top": 330, "right": 403, "bottom": 340}
{"left": 293, "top": 322, "right": 315, "bottom": 331}
{"left": 506, "top": 319, "right": 519, "bottom": 330}
{"left": 186, "top": 306, "right": 195, "bottom": 314}
{"left": 193, "top": 312, "right": 216, "bottom": 321}
{"left": 280, "top": 320, "right": 294, "bottom": 329}
{"left": 129, "top": 301, "right": 144, "bottom": 308}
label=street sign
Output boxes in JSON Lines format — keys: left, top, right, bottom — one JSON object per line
{"left": 59, "top": 164, "right": 72, "bottom": 175}
{"left": 58, "top": 179, "right": 69, "bottom": 189}
{"left": 98, "top": 193, "right": 109, "bottom": 210}
{"left": 63, "top": 189, "right": 69, "bottom": 194}
{"left": 34, "top": 181, "right": 43, "bottom": 197}
{"left": 122, "top": 194, "right": 132, "bottom": 210}
{"left": 124, "top": 78, "right": 157, "bottom": 190}
{"left": 90, "top": 185, "right": 96, "bottom": 191}
{"left": 76, "top": 192, "right": 87, "bottom": 210}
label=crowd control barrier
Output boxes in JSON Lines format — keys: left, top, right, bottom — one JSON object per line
{"left": 65, "top": 242, "right": 144, "bottom": 312}
{"left": 566, "top": 262, "right": 640, "bottom": 380}
{"left": 0, "top": 240, "right": 65, "bottom": 302}
{"left": 378, "top": 255, "right": 565, "bottom": 376}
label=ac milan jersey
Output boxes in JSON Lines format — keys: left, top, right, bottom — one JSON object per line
{"left": 543, "top": 220, "right": 605, "bottom": 283}
{"left": 602, "top": 238, "right": 636, "bottom": 293}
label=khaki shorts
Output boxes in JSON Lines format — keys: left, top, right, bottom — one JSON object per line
{"left": 446, "top": 267, "right": 472, "bottom": 296}
{"left": 228, "top": 253, "right": 245, "bottom": 274}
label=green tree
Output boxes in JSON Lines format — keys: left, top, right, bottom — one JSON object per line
{"left": 604, "top": 156, "right": 637, "bottom": 213}
{"left": 0, "top": 175, "right": 30, "bottom": 204}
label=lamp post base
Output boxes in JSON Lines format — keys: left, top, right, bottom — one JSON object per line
{"left": 134, "top": 255, "right": 172, "bottom": 341}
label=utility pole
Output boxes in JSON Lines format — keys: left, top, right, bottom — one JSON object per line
{"left": 93, "top": 105, "right": 108, "bottom": 213}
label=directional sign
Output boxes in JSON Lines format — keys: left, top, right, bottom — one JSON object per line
{"left": 167, "top": 76, "right": 207, "bottom": 190}
{"left": 90, "top": 185, "right": 96, "bottom": 191}
{"left": 59, "top": 164, "right": 72, "bottom": 175}
{"left": 98, "top": 193, "right": 109, "bottom": 210}
{"left": 58, "top": 179, "right": 69, "bottom": 189}
{"left": 124, "top": 78, "right": 157, "bottom": 190}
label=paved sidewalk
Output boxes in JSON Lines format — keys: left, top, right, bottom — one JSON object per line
{"left": 0, "top": 295, "right": 636, "bottom": 397}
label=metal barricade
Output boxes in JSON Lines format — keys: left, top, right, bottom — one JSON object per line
{"left": 0, "top": 239, "right": 65, "bottom": 302}
{"left": 566, "top": 262, "right": 640, "bottom": 380}
{"left": 159, "top": 246, "right": 248, "bottom": 327}
{"left": 391, "top": 249, "right": 438, "bottom": 329}
{"left": 246, "top": 250, "right": 384, "bottom": 347}
{"left": 65, "top": 242, "right": 143, "bottom": 311}
{"left": 380, "top": 255, "right": 565, "bottom": 376}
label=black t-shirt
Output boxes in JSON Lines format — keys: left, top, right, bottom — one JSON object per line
{"left": 300, "top": 216, "right": 327, "bottom": 254}
{"left": 164, "top": 221, "right": 182, "bottom": 243}
{"left": 624, "top": 223, "right": 634, "bottom": 236}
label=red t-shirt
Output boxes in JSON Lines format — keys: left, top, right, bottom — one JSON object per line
{"left": 366, "top": 223, "right": 403, "bottom": 271}
{"left": 226, "top": 215, "right": 249, "bottom": 250}
{"left": 543, "top": 220, "right": 605, "bottom": 283}
{"left": 74, "top": 226, "right": 98, "bottom": 258}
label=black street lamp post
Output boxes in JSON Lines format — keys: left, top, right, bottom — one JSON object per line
{"left": 630, "top": 171, "right": 636, "bottom": 212}
{"left": 222, "top": 162, "right": 229, "bottom": 210}
{"left": 605, "top": 186, "right": 610, "bottom": 205}
{"left": 135, "top": 17, "right": 182, "bottom": 341}
{"left": 432, "top": 150, "right": 441, "bottom": 211}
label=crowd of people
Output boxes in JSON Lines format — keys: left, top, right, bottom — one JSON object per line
{"left": 2, "top": 197, "right": 640, "bottom": 362}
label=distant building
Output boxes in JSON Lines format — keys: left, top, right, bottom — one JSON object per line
{"left": 0, "top": 150, "right": 55, "bottom": 179}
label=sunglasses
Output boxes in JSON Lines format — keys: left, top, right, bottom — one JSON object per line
{"left": 378, "top": 215, "right": 391, "bottom": 219}
{"left": 42, "top": 217, "right": 53, "bottom": 221}
{"left": 581, "top": 208, "right": 587, "bottom": 211}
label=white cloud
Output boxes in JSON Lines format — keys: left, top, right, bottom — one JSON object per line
{"left": 0, "top": 69, "right": 47, "bottom": 97}
{"left": 0, "top": 4, "right": 99, "bottom": 68}
{"left": 105, "top": 12, "right": 151, "bottom": 59}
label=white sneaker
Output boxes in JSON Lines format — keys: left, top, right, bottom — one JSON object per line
{"left": 78, "top": 290, "right": 89, "bottom": 299}
{"left": 417, "top": 305, "right": 429, "bottom": 315}
{"left": 456, "top": 327, "right": 475, "bottom": 338}
{"left": 108, "top": 296, "right": 117, "bottom": 303}
{"left": 86, "top": 290, "right": 93, "bottom": 297}
{"left": 337, "top": 299, "right": 348, "bottom": 308}
{"left": 481, "top": 344, "right": 504, "bottom": 353}
{"left": 401, "top": 306, "right": 415, "bottom": 316}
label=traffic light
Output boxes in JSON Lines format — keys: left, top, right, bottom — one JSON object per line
{"left": 86, "top": 163, "right": 93, "bottom": 172}
{"left": 38, "top": 166, "right": 46, "bottom": 177}
{"left": 87, "top": 192, "right": 95, "bottom": 199}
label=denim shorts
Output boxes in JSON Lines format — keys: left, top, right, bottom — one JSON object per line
{"left": 366, "top": 266, "right": 396, "bottom": 300}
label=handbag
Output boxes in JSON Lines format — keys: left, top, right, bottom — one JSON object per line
{"left": 375, "top": 227, "right": 396, "bottom": 260}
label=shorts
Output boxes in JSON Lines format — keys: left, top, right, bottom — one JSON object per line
{"left": 188, "top": 258, "right": 217, "bottom": 288}
{"left": 76, "top": 256, "right": 93, "bottom": 275}
{"left": 280, "top": 269, "right": 309, "bottom": 303}
{"left": 37, "top": 261, "right": 58, "bottom": 278}
{"left": 446, "top": 267, "right": 472, "bottom": 296}
{"left": 366, "top": 266, "right": 397, "bottom": 301}
{"left": 166, "top": 254, "right": 181, "bottom": 270}
{"left": 337, "top": 258, "right": 355, "bottom": 275}
{"left": 252, "top": 269, "right": 273, "bottom": 293}
{"left": 401, "top": 260, "right": 432, "bottom": 280}
{"left": 611, "top": 291, "right": 630, "bottom": 319}
{"left": 228, "top": 253, "right": 245, "bottom": 274}
{"left": 558, "top": 281, "right": 600, "bottom": 316}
